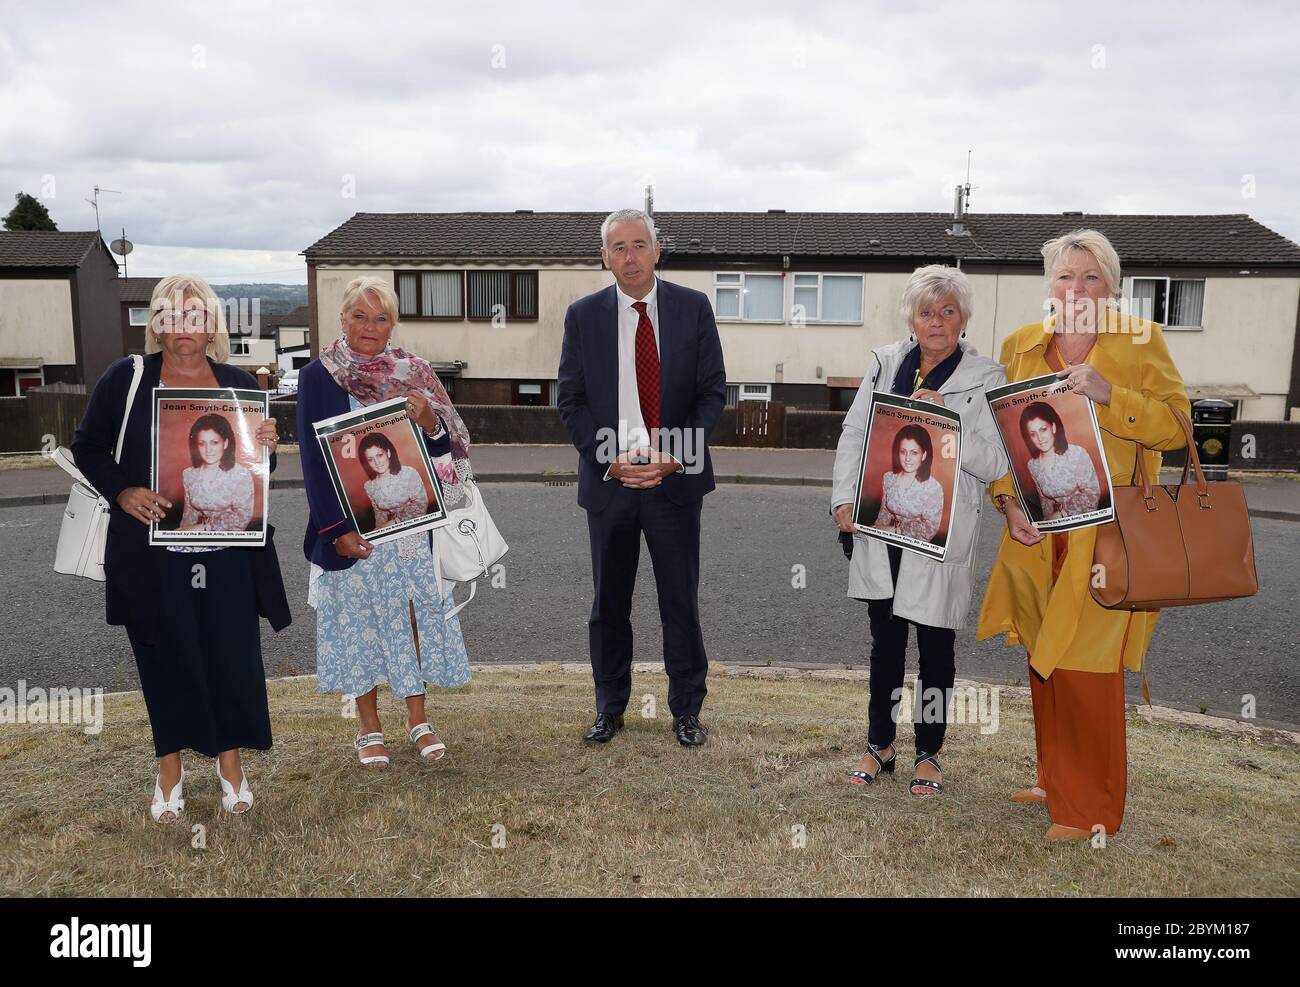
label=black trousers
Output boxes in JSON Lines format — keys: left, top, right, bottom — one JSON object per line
{"left": 585, "top": 483, "right": 708, "bottom": 718}
{"left": 865, "top": 548, "right": 956, "bottom": 755}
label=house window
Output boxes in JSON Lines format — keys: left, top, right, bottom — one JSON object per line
{"left": 229, "top": 339, "right": 251, "bottom": 356}
{"left": 792, "top": 273, "right": 863, "bottom": 323}
{"left": 128, "top": 307, "right": 149, "bottom": 326}
{"left": 396, "top": 271, "right": 464, "bottom": 319}
{"left": 737, "top": 383, "right": 773, "bottom": 402}
{"left": 713, "top": 272, "right": 784, "bottom": 321}
{"left": 514, "top": 380, "right": 545, "bottom": 406}
{"left": 1130, "top": 277, "right": 1205, "bottom": 329}
{"left": 15, "top": 368, "right": 44, "bottom": 395}
{"left": 468, "top": 270, "right": 539, "bottom": 321}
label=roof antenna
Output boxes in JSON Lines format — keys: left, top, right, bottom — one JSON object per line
{"left": 85, "top": 185, "right": 121, "bottom": 234}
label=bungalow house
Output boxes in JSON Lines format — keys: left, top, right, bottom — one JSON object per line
{"left": 261, "top": 304, "right": 312, "bottom": 377}
{"left": 303, "top": 210, "right": 1300, "bottom": 420}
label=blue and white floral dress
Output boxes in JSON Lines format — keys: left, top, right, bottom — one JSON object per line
{"left": 309, "top": 395, "right": 472, "bottom": 699}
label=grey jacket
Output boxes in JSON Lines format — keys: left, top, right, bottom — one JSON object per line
{"left": 831, "top": 339, "right": 1009, "bottom": 629}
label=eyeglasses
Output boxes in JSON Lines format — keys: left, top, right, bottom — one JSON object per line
{"left": 153, "top": 310, "right": 213, "bottom": 330}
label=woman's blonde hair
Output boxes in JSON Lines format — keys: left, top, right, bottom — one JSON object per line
{"left": 145, "top": 273, "right": 230, "bottom": 362}
{"left": 340, "top": 276, "right": 401, "bottom": 331}
{"left": 1041, "top": 229, "right": 1122, "bottom": 297}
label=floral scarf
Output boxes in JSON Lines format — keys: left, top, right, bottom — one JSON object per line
{"left": 319, "top": 337, "right": 473, "bottom": 484}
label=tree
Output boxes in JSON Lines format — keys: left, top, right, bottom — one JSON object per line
{"left": 3, "top": 192, "right": 57, "bottom": 231}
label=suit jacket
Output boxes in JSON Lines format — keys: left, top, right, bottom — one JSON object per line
{"left": 71, "top": 352, "right": 291, "bottom": 640}
{"left": 557, "top": 278, "right": 727, "bottom": 511}
{"left": 296, "top": 357, "right": 451, "bottom": 571}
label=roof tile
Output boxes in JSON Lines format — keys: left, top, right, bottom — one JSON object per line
{"left": 303, "top": 211, "right": 1300, "bottom": 266}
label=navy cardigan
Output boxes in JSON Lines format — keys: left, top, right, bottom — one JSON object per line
{"left": 296, "top": 358, "right": 451, "bottom": 571}
{"left": 71, "top": 353, "right": 292, "bottom": 640}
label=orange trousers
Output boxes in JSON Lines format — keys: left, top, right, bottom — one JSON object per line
{"left": 1027, "top": 534, "right": 1128, "bottom": 835}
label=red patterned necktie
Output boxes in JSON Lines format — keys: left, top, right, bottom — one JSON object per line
{"left": 631, "top": 300, "right": 660, "bottom": 435}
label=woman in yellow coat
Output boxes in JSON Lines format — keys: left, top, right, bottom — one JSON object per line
{"left": 977, "top": 229, "right": 1190, "bottom": 841}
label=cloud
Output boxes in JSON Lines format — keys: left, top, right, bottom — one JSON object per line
{"left": 2, "top": 0, "right": 1296, "bottom": 283}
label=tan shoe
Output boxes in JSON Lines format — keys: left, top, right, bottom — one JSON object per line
{"left": 1043, "top": 824, "right": 1093, "bottom": 841}
{"left": 1009, "top": 788, "right": 1047, "bottom": 804}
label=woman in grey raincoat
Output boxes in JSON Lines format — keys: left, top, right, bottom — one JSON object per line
{"left": 831, "top": 265, "right": 1008, "bottom": 797}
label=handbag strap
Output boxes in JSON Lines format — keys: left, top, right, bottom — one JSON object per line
{"left": 114, "top": 355, "right": 144, "bottom": 464}
{"left": 1128, "top": 408, "right": 1204, "bottom": 502}
{"left": 1170, "top": 409, "right": 1207, "bottom": 495}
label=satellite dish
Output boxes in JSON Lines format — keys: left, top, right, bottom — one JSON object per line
{"left": 110, "top": 238, "right": 133, "bottom": 256}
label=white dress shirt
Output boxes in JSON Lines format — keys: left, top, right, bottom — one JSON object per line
{"left": 613, "top": 278, "right": 660, "bottom": 453}
{"left": 604, "top": 278, "right": 680, "bottom": 480}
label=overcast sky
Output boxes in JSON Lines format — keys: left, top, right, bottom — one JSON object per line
{"left": 3, "top": 0, "right": 1297, "bottom": 282}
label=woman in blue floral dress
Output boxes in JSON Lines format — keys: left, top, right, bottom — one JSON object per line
{"left": 297, "top": 276, "right": 474, "bottom": 768}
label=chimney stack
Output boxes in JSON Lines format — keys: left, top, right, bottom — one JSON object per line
{"left": 948, "top": 182, "right": 971, "bottom": 237}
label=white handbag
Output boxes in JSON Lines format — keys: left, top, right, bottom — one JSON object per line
{"left": 53, "top": 355, "right": 143, "bottom": 581}
{"left": 430, "top": 476, "right": 508, "bottom": 619}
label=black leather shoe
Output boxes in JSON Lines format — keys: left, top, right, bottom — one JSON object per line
{"left": 582, "top": 713, "right": 624, "bottom": 743}
{"left": 673, "top": 715, "right": 708, "bottom": 747}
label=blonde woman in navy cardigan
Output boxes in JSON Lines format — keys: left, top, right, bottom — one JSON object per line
{"left": 73, "top": 274, "right": 290, "bottom": 823}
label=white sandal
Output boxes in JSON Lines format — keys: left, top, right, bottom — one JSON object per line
{"left": 150, "top": 768, "right": 185, "bottom": 823}
{"left": 409, "top": 722, "right": 447, "bottom": 761}
{"left": 355, "top": 731, "right": 390, "bottom": 768}
{"left": 216, "top": 761, "right": 254, "bottom": 814}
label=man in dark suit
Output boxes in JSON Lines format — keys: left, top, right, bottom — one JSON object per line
{"left": 557, "top": 208, "right": 726, "bottom": 747}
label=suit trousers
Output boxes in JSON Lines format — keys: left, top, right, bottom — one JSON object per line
{"left": 585, "top": 482, "right": 708, "bottom": 718}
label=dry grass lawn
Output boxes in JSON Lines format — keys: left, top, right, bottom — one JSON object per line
{"left": 1, "top": 667, "right": 1297, "bottom": 897}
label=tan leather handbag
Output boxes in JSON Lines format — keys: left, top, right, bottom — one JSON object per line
{"left": 1091, "top": 409, "right": 1257, "bottom": 610}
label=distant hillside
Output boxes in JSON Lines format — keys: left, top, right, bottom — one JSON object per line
{"left": 212, "top": 283, "right": 307, "bottom": 316}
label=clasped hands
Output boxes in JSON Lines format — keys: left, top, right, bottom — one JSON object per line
{"left": 609, "top": 447, "right": 679, "bottom": 489}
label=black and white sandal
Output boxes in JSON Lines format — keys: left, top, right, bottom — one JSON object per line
{"left": 910, "top": 751, "right": 943, "bottom": 797}
{"left": 409, "top": 722, "right": 447, "bottom": 761}
{"left": 355, "top": 731, "right": 390, "bottom": 769}
{"left": 847, "top": 743, "right": 896, "bottom": 785}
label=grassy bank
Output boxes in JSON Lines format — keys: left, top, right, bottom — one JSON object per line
{"left": 1, "top": 668, "right": 1296, "bottom": 897}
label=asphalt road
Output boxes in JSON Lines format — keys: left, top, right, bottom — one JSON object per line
{"left": 1, "top": 483, "right": 1295, "bottom": 727}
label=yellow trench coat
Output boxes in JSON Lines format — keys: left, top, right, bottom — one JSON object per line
{"left": 976, "top": 310, "right": 1191, "bottom": 677}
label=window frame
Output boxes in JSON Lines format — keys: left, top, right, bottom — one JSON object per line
{"left": 13, "top": 366, "right": 44, "bottom": 396}
{"left": 713, "top": 271, "right": 786, "bottom": 323}
{"left": 1129, "top": 276, "right": 1206, "bottom": 331}
{"left": 466, "top": 269, "right": 540, "bottom": 322}
{"left": 128, "top": 307, "right": 149, "bottom": 326}
{"left": 736, "top": 383, "right": 773, "bottom": 402}
{"left": 393, "top": 270, "right": 467, "bottom": 321}
{"left": 791, "top": 272, "right": 864, "bottom": 325}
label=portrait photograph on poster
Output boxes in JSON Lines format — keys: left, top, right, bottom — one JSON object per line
{"left": 852, "top": 392, "right": 963, "bottom": 562}
{"left": 985, "top": 372, "right": 1114, "bottom": 532}
{"left": 312, "top": 396, "right": 448, "bottom": 544}
{"left": 150, "top": 388, "right": 271, "bottom": 547}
